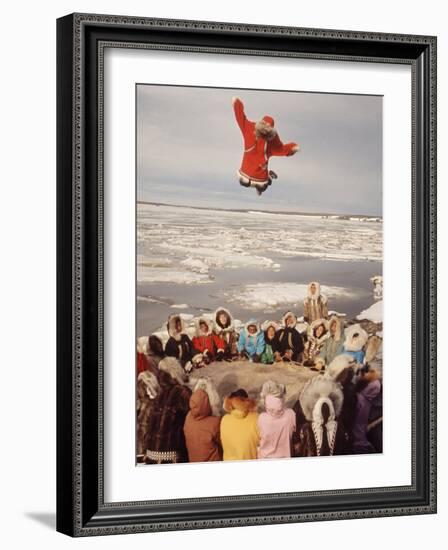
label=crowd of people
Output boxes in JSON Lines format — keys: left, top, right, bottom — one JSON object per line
{"left": 136, "top": 281, "right": 383, "bottom": 465}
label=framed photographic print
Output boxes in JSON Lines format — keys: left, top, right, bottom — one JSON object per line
{"left": 56, "top": 13, "right": 437, "bottom": 537}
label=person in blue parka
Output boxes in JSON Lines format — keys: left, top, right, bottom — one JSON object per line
{"left": 237, "top": 319, "right": 265, "bottom": 362}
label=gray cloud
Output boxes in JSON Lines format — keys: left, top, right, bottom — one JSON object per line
{"left": 137, "top": 84, "right": 382, "bottom": 215}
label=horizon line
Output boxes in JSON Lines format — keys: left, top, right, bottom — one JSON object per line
{"left": 137, "top": 200, "right": 382, "bottom": 220}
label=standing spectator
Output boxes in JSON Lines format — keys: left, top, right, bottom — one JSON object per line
{"left": 257, "top": 381, "right": 296, "bottom": 459}
{"left": 144, "top": 357, "right": 192, "bottom": 464}
{"left": 221, "top": 389, "right": 259, "bottom": 461}
{"left": 303, "top": 281, "right": 328, "bottom": 323}
{"left": 184, "top": 389, "right": 222, "bottom": 462}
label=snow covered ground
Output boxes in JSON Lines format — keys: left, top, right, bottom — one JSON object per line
{"left": 137, "top": 203, "right": 382, "bottom": 286}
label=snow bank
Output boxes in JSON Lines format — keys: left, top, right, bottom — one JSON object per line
{"left": 357, "top": 300, "right": 383, "bottom": 323}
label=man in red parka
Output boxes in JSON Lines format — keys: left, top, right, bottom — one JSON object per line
{"left": 232, "top": 96, "right": 300, "bottom": 195}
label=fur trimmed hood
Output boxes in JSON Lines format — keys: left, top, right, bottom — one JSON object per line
{"left": 344, "top": 324, "right": 368, "bottom": 352}
{"left": 192, "top": 377, "right": 221, "bottom": 416}
{"left": 137, "top": 370, "right": 160, "bottom": 401}
{"left": 244, "top": 318, "right": 261, "bottom": 337}
{"left": 299, "top": 374, "right": 344, "bottom": 421}
{"left": 223, "top": 395, "right": 257, "bottom": 417}
{"left": 306, "top": 281, "right": 327, "bottom": 302}
{"left": 194, "top": 316, "right": 213, "bottom": 337}
{"left": 307, "top": 318, "right": 330, "bottom": 344}
{"left": 158, "top": 356, "right": 187, "bottom": 385}
{"left": 281, "top": 311, "right": 297, "bottom": 328}
{"left": 188, "top": 389, "right": 212, "bottom": 420}
{"left": 167, "top": 314, "right": 186, "bottom": 341}
{"left": 328, "top": 315, "right": 343, "bottom": 342}
{"left": 213, "top": 307, "right": 234, "bottom": 332}
{"left": 327, "top": 354, "right": 357, "bottom": 380}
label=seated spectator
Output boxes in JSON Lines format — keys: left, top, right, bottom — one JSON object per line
{"left": 184, "top": 389, "right": 222, "bottom": 462}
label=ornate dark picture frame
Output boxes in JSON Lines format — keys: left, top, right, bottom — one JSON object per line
{"left": 56, "top": 13, "right": 437, "bottom": 537}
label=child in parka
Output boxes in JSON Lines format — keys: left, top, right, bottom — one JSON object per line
{"left": 273, "top": 311, "right": 304, "bottom": 363}
{"left": 261, "top": 321, "right": 278, "bottom": 364}
{"left": 191, "top": 317, "right": 216, "bottom": 365}
{"left": 237, "top": 319, "right": 265, "bottom": 362}
{"left": 212, "top": 307, "right": 239, "bottom": 361}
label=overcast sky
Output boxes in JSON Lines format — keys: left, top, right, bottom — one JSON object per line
{"left": 137, "top": 84, "right": 382, "bottom": 216}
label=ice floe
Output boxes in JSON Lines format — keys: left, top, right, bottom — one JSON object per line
{"left": 221, "top": 282, "right": 363, "bottom": 312}
{"left": 137, "top": 203, "right": 382, "bottom": 286}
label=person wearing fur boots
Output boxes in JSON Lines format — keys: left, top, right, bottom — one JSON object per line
{"left": 303, "top": 318, "right": 330, "bottom": 368}
{"left": 212, "top": 307, "right": 239, "bottom": 361}
{"left": 257, "top": 381, "right": 296, "bottom": 459}
{"left": 232, "top": 97, "right": 299, "bottom": 196}
{"left": 273, "top": 311, "right": 305, "bottom": 363}
{"left": 237, "top": 319, "right": 265, "bottom": 362}
{"left": 191, "top": 317, "right": 216, "bottom": 365}
{"left": 260, "top": 321, "right": 278, "bottom": 364}
{"left": 303, "top": 281, "right": 329, "bottom": 324}
{"left": 353, "top": 369, "right": 382, "bottom": 453}
{"left": 165, "top": 314, "right": 202, "bottom": 371}
{"left": 184, "top": 389, "right": 222, "bottom": 462}
{"left": 221, "top": 389, "right": 260, "bottom": 461}
{"left": 319, "top": 315, "right": 345, "bottom": 366}
{"left": 342, "top": 323, "right": 368, "bottom": 366}
{"left": 144, "top": 357, "right": 192, "bottom": 464}
{"left": 293, "top": 375, "right": 350, "bottom": 457}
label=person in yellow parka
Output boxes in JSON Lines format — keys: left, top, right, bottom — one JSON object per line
{"left": 221, "top": 389, "right": 260, "bottom": 461}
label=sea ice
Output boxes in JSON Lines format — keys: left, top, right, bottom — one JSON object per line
{"left": 221, "top": 282, "right": 362, "bottom": 312}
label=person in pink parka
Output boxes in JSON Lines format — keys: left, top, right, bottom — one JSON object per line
{"left": 257, "top": 380, "right": 296, "bottom": 459}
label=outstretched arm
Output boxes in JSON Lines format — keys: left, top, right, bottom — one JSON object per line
{"left": 269, "top": 134, "right": 300, "bottom": 157}
{"left": 232, "top": 96, "right": 248, "bottom": 133}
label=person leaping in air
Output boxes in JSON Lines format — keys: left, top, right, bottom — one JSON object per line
{"left": 232, "top": 96, "right": 300, "bottom": 196}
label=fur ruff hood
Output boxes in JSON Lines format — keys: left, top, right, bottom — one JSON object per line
{"left": 213, "top": 307, "right": 234, "bottom": 333}
{"left": 244, "top": 318, "right": 261, "bottom": 337}
{"left": 194, "top": 316, "right": 213, "bottom": 337}
{"left": 137, "top": 370, "right": 160, "bottom": 401}
{"left": 281, "top": 311, "right": 297, "bottom": 328}
{"left": 158, "top": 356, "right": 187, "bottom": 386}
{"left": 328, "top": 315, "right": 343, "bottom": 341}
{"left": 223, "top": 395, "right": 257, "bottom": 417}
{"left": 167, "top": 314, "right": 186, "bottom": 341}
{"left": 191, "top": 377, "right": 221, "bottom": 416}
{"left": 299, "top": 374, "right": 344, "bottom": 421}
{"left": 327, "top": 354, "right": 357, "bottom": 380}
{"left": 344, "top": 324, "right": 368, "bottom": 352}
{"left": 306, "top": 281, "right": 327, "bottom": 302}
{"left": 307, "top": 318, "right": 330, "bottom": 344}
{"left": 188, "top": 389, "right": 212, "bottom": 420}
